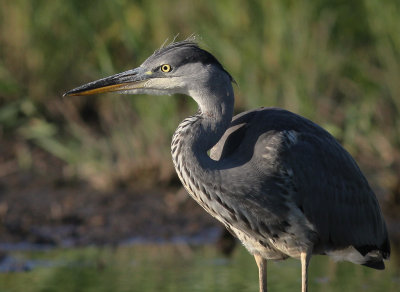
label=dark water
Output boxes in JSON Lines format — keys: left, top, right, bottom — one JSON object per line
{"left": 0, "top": 244, "right": 399, "bottom": 291}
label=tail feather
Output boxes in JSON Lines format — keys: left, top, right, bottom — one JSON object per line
{"left": 362, "top": 259, "right": 385, "bottom": 270}
{"left": 327, "top": 245, "right": 388, "bottom": 270}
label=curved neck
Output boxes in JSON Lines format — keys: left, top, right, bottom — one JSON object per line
{"left": 171, "top": 78, "right": 234, "bottom": 215}
{"left": 186, "top": 73, "right": 235, "bottom": 152}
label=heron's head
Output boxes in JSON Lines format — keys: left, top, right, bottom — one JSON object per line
{"left": 64, "top": 40, "right": 234, "bottom": 99}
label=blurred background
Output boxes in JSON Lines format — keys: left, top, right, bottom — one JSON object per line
{"left": 0, "top": 0, "right": 400, "bottom": 291}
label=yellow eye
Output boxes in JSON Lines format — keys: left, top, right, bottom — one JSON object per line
{"left": 161, "top": 64, "right": 172, "bottom": 72}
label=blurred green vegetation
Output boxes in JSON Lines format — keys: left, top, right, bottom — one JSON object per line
{"left": 0, "top": 0, "right": 399, "bottom": 192}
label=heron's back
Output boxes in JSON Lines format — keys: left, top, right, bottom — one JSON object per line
{"left": 210, "top": 107, "right": 390, "bottom": 268}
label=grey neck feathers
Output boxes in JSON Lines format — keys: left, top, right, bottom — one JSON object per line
{"left": 171, "top": 73, "right": 234, "bottom": 209}
{"left": 187, "top": 71, "right": 234, "bottom": 151}
{"left": 172, "top": 72, "right": 234, "bottom": 162}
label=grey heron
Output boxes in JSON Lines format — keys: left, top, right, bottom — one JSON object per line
{"left": 64, "top": 40, "right": 390, "bottom": 292}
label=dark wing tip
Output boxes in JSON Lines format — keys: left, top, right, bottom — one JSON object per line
{"left": 361, "top": 260, "right": 385, "bottom": 270}
{"left": 381, "top": 237, "right": 391, "bottom": 259}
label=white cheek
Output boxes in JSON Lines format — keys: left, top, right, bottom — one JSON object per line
{"left": 121, "top": 89, "right": 175, "bottom": 96}
{"left": 119, "top": 77, "right": 187, "bottom": 96}
{"left": 145, "top": 77, "right": 186, "bottom": 90}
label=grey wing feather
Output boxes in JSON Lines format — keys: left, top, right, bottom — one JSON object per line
{"left": 211, "top": 107, "right": 389, "bottom": 258}
{"left": 284, "top": 134, "right": 387, "bottom": 246}
{"left": 284, "top": 132, "right": 389, "bottom": 253}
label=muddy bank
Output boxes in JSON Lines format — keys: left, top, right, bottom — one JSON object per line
{"left": 0, "top": 170, "right": 399, "bottom": 259}
{"left": 0, "top": 179, "right": 223, "bottom": 247}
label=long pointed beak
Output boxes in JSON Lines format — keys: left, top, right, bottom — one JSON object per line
{"left": 63, "top": 67, "right": 149, "bottom": 97}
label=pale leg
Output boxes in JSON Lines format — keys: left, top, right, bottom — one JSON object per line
{"left": 300, "top": 251, "right": 312, "bottom": 292}
{"left": 254, "top": 254, "right": 267, "bottom": 292}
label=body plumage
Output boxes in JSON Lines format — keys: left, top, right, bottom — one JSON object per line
{"left": 65, "top": 40, "right": 390, "bottom": 292}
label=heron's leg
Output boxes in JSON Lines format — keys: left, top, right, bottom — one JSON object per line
{"left": 254, "top": 254, "right": 267, "bottom": 292}
{"left": 300, "top": 251, "right": 312, "bottom": 292}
